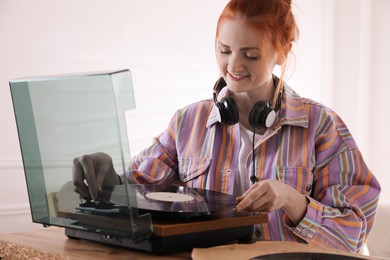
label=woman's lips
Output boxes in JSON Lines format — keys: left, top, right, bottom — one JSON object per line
{"left": 228, "top": 72, "right": 249, "bottom": 81}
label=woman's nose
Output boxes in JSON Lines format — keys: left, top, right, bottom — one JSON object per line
{"left": 227, "top": 54, "right": 244, "bottom": 73}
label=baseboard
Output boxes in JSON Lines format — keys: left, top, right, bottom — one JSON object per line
{"left": 0, "top": 205, "right": 42, "bottom": 235}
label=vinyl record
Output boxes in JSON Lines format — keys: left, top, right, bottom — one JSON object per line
{"left": 112, "top": 184, "right": 237, "bottom": 218}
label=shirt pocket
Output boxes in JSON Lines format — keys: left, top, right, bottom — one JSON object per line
{"left": 178, "top": 157, "right": 211, "bottom": 183}
{"left": 275, "top": 166, "right": 314, "bottom": 195}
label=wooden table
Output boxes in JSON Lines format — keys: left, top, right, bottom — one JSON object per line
{"left": 0, "top": 227, "right": 383, "bottom": 260}
{"left": 0, "top": 227, "right": 190, "bottom": 259}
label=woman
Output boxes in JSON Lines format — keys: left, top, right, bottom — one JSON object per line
{"left": 73, "top": 0, "right": 380, "bottom": 253}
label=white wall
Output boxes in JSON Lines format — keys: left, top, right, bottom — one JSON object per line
{"left": 332, "top": 0, "right": 390, "bottom": 204}
{"left": 0, "top": 0, "right": 389, "bottom": 235}
{"left": 369, "top": 0, "right": 390, "bottom": 204}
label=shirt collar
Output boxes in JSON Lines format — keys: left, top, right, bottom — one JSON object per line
{"left": 206, "top": 83, "right": 309, "bottom": 129}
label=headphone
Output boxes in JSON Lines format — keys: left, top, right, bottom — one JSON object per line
{"left": 212, "top": 75, "right": 283, "bottom": 130}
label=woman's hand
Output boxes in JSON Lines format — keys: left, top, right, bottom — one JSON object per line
{"left": 236, "top": 179, "right": 309, "bottom": 225}
{"left": 72, "top": 152, "right": 120, "bottom": 201}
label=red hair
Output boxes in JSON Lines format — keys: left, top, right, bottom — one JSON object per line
{"left": 216, "top": 0, "right": 298, "bottom": 105}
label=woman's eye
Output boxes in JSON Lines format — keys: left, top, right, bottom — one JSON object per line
{"left": 245, "top": 54, "right": 259, "bottom": 60}
{"left": 220, "top": 50, "right": 231, "bottom": 54}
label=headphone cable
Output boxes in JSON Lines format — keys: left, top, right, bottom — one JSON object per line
{"left": 250, "top": 128, "right": 257, "bottom": 184}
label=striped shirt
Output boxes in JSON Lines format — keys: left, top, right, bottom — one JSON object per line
{"left": 130, "top": 84, "right": 381, "bottom": 253}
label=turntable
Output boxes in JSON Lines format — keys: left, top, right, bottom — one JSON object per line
{"left": 10, "top": 70, "right": 267, "bottom": 255}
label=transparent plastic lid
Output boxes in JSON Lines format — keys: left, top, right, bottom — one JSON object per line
{"left": 10, "top": 69, "right": 152, "bottom": 240}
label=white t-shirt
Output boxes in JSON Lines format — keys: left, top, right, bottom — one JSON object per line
{"left": 233, "top": 124, "right": 262, "bottom": 197}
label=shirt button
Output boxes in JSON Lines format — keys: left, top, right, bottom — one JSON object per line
{"left": 306, "top": 184, "right": 312, "bottom": 192}
{"left": 300, "top": 228, "right": 309, "bottom": 237}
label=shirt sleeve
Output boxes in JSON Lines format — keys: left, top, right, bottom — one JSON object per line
{"left": 284, "top": 110, "right": 381, "bottom": 253}
{"left": 128, "top": 111, "right": 181, "bottom": 185}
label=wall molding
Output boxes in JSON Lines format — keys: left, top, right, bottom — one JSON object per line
{"left": 0, "top": 158, "right": 23, "bottom": 169}
{"left": 0, "top": 158, "right": 74, "bottom": 169}
{"left": 0, "top": 204, "right": 30, "bottom": 216}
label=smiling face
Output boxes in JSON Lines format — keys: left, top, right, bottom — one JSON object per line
{"left": 216, "top": 19, "right": 279, "bottom": 99}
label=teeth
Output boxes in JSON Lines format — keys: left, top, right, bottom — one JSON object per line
{"left": 230, "top": 73, "right": 247, "bottom": 79}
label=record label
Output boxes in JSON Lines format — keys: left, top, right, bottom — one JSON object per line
{"left": 145, "top": 192, "right": 194, "bottom": 202}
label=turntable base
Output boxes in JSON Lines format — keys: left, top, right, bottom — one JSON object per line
{"left": 65, "top": 210, "right": 267, "bottom": 255}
